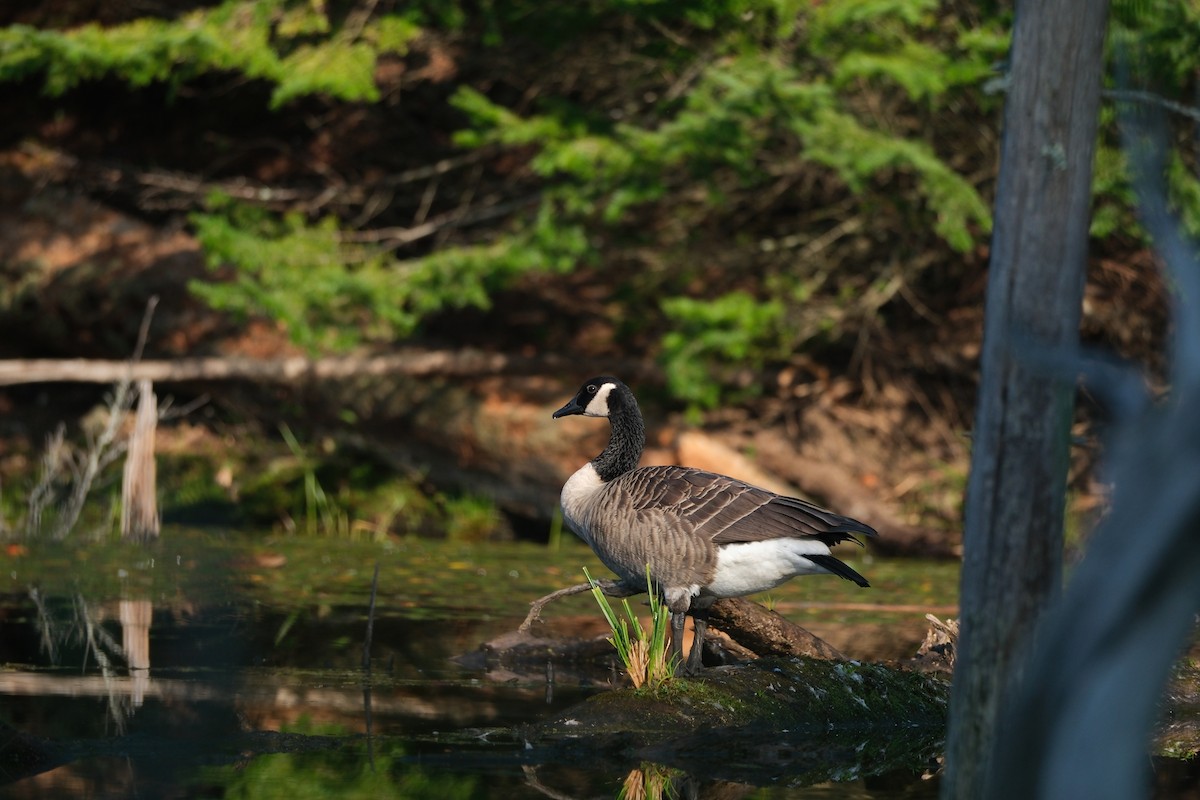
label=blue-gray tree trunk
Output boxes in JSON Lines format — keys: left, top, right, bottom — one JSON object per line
{"left": 941, "top": 0, "right": 1111, "bottom": 797}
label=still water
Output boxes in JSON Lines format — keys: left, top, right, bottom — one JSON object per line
{"left": 3, "top": 528, "right": 957, "bottom": 798}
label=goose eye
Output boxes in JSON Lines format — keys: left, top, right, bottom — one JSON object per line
{"left": 586, "top": 385, "right": 597, "bottom": 394}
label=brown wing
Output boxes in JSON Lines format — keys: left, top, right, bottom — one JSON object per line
{"left": 616, "top": 465, "right": 877, "bottom": 547}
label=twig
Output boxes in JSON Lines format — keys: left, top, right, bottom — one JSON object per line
{"left": 131, "top": 295, "right": 159, "bottom": 363}
{"left": 52, "top": 381, "right": 133, "bottom": 539}
{"left": 48, "top": 297, "right": 159, "bottom": 539}
{"left": 75, "top": 594, "right": 131, "bottom": 735}
{"left": 363, "top": 561, "right": 380, "bottom": 670}
{"left": 158, "top": 393, "right": 210, "bottom": 421}
{"left": 521, "top": 765, "right": 579, "bottom": 800}
{"left": 25, "top": 425, "right": 65, "bottom": 538}
{"left": 519, "top": 579, "right": 641, "bottom": 632}
{"left": 29, "top": 587, "right": 60, "bottom": 664}
{"left": 361, "top": 560, "right": 380, "bottom": 772}
{"left": 339, "top": 194, "right": 539, "bottom": 246}
{"left": 26, "top": 141, "right": 496, "bottom": 214}
{"left": 342, "top": 0, "right": 381, "bottom": 41}
{"left": 1105, "top": 88, "right": 1200, "bottom": 124}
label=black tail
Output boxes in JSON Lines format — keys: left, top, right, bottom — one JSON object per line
{"left": 806, "top": 554, "right": 870, "bottom": 587}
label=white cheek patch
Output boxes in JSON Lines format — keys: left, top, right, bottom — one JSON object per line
{"left": 583, "top": 382, "right": 616, "bottom": 417}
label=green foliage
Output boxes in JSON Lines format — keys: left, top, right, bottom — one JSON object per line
{"left": 440, "top": 494, "right": 502, "bottom": 542}
{"left": 231, "top": 425, "right": 504, "bottom": 540}
{"left": 190, "top": 199, "right": 404, "bottom": 349}
{"left": 0, "top": 0, "right": 1005, "bottom": 405}
{"left": 442, "top": 0, "right": 1000, "bottom": 405}
{"left": 661, "top": 292, "right": 784, "bottom": 409}
{"left": 585, "top": 565, "right": 675, "bottom": 688}
{"left": 1110, "top": 0, "right": 1200, "bottom": 89}
{"left": 1168, "top": 154, "right": 1200, "bottom": 240}
{"left": 277, "top": 423, "right": 351, "bottom": 537}
{"left": 203, "top": 717, "right": 482, "bottom": 799}
{"left": 8, "top": 0, "right": 1196, "bottom": 416}
{"left": 190, "top": 190, "right": 590, "bottom": 349}
{"left": 454, "top": 42, "right": 993, "bottom": 252}
{"left": 1090, "top": 106, "right": 1141, "bottom": 240}
{"left": 0, "top": 0, "right": 420, "bottom": 107}
{"left": 812, "top": 0, "right": 952, "bottom": 99}
{"left": 1093, "top": 1, "right": 1200, "bottom": 240}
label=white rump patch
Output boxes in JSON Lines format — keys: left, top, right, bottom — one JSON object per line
{"left": 583, "top": 382, "right": 616, "bottom": 417}
{"left": 706, "top": 539, "right": 835, "bottom": 598}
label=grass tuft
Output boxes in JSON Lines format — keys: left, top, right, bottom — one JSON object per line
{"left": 584, "top": 565, "right": 675, "bottom": 689}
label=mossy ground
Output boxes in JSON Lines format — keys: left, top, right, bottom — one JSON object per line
{"left": 526, "top": 656, "right": 948, "bottom": 784}
{"left": 533, "top": 656, "right": 949, "bottom": 742}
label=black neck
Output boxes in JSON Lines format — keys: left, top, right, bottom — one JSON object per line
{"left": 592, "top": 388, "right": 645, "bottom": 482}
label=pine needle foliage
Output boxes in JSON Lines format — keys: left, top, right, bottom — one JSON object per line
{"left": 0, "top": 0, "right": 420, "bottom": 107}
{"left": 4, "top": 0, "right": 1199, "bottom": 410}
{"left": 1092, "top": 0, "right": 1200, "bottom": 240}
{"left": 188, "top": 194, "right": 590, "bottom": 350}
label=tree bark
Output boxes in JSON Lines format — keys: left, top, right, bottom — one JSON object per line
{"left": 988, "top": 77, "right": 1200, "bottom": 798}
{"left": 707, "top": 597, "right": 845, "bottom": 660}
{"left": 941, "top": 1, "right": 1111, "bottom": 798}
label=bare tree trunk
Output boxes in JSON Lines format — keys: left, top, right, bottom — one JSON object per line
{"left": 942, "top": 1, "right": 1111, "bottom": 797}
{"left": 988, "top": 74, "right": 1200, "bottom": 797}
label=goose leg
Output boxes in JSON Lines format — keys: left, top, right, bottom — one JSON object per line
{"left": 669, "top": 610, "right": 687, "bottom": 675}
{"left": 685, "top": 607, "right": 709, "bottom": 674}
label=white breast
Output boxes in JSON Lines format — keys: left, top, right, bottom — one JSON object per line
{"left": 560, "top": 461, "right": 605, "bottom": 546}
{"left": 704, "top": 539, "right": 834, "bottom": 598}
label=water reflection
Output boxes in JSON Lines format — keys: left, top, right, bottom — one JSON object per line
{"left": 1, "top": 588, "right": 946, "bottom": 798}
{"left": 523, "top": 763, "right": 746, "bottom": 800}
{"left": 0, "top": 536, "right": 965, "bottom": 798}
{"left": 13, "top": 590, "right": 156, "bottom": 734}
{"left": 120, "top": 599, "right": 152, "bottom": 708}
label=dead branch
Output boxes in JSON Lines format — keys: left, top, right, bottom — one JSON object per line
{"left": 120, "top": 380, "right": 159, "bottom": 542}
{"left": 1103, "top": 88, "right": 1200, "bottom": 124}
{"left": 337, "top": 194, "right": 539, "bottom": 246}
{"left": 52, "top": 380, "right": 135, "bottom": 540}
{"left": 519, "top": 579, "right": 641, "bottom": 632}
{"left": 24, "top": 141, "right": 498, "bottom": 215}
{"left": 25, "top": 425, "right": 66, "bottom": 537}
{"left": 0, "top": 349, "right": 610, "bottom": 387}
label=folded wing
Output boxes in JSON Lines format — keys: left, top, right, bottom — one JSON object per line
{"left": 619, "top": 465, "right": 877, "bottom": 547}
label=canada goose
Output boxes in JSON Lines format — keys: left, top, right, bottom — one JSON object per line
{"left": 553, "top": 376, "right": 877, "bottom": 674}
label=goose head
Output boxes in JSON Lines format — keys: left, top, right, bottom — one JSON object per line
{"left": 552, "top": 376, "right": 626, "bottom": 419}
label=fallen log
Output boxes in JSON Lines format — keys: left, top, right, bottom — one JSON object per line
{"left": 0, "top": 350, "right": 600, "bottom": 386}
{"left": 706, "top": 597, "right": 845, "bottom": 661}
{"left": 518, "top": 584, "right": 846, "bottom": 665}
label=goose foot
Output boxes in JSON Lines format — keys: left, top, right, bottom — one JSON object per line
{"left": 684, "top": 608, "right": 709, "bottom": 675}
